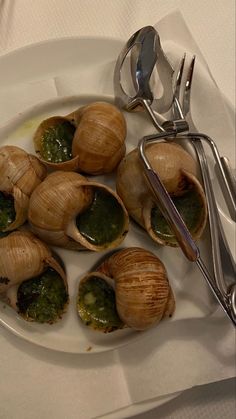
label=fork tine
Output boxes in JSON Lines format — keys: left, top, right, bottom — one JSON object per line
{"left": 182, "top": 55, "right": 196, "bottom": 116}
{"left": 172, "top": 53, "right": 186, "bottom": 120}
{"left": 173, "top": 53, "right": 186, "bottom": 101}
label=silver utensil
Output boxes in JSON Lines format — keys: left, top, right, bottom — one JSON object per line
{"left": 170, "top": 54, "right": 236, "bottom": 222}
{"left": 114, "top": 26, "right": 236, "bottom": 325}
{"left": 138, "top": 46, "right": 236, "bottom": 325}
{"left": 169, "top": 53, "right": 236, "bottom": 297}
{"left": 114, "top": 26, "right": 236, "bottom": 221}
{"left": 139, "top": 132, "right": 236, "bottom": 325}
{"left": 164, "top": 55, "right": 236, "bottom": 324}
{"left": 114, "top": 25, "right": 172, "bottom": 132}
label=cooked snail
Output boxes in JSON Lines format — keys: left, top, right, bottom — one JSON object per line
{"left": 77, "top": 273, "right": 125, "bottom": 332}
{"left": 77, "top": 247, "right": 175, "bottom": 331}
{"left": 33, "top": 101, "right": 127, "bottom": 174}
{"left": 0, "top": 231, "right": 68, "bottom": 323}
{"left": 0, "top": 145, "right": 47, "bottom": 234}
{"left": 28, "top": 171, "right": 129, "bottom": 251}
{"left": 69, "top": 101, "right": 127, "bottom": 174}
{"left": 116, "top": 142, "right": 208, "bottom": 246}
{"left": 33, "top": 116, "right": 79, "bottom": 171}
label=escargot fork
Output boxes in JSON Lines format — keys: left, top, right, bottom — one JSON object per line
{"left": 168, "top": 54, "right": 236, "bottom": 223}
{"left": 171, "top": 53, "right": 236, "bottom": 292}
{"left": 138, "top": 57, "right": 236, "bottom": 325}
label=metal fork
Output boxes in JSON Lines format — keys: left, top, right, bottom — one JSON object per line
{"left": 171, "top": 54, "right": 236, "bottom": 303}
{"left": 138, "top": 56, "right": 236, "bottom": 325}
{"left": 169, "top": 54, "right": 236, "bottom": 222}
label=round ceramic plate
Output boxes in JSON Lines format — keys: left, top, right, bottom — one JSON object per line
{"left": 0, "top": 37, "right": 234, "bottom": 355}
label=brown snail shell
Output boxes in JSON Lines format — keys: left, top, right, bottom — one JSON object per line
{"left": 0, "top": 231, "right": 67, "bottom": 293}
{"left": 116, "top": 142, "right": 208, "bottom": 246}
{"left": 0, "top": 145, "right": 47, "bottom": 231}
{"left": 28, "top": 171, "right": 129, "bottom": 251}
{"left": 68, "top": 101, "right": 126, "bottom": 174}
{"left": 0, "top": 231, "right": 69, "bottom": 324}
{"left": 78, "top": 247, "right": 175, "bottom": 331}
{"left": 33, "top": 101, "right": 127, "bottom": 175}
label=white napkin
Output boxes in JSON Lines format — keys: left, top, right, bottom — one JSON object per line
{"left": 0, "top": 10, "right": 235, "bottom": 417}
{"left": 156, "top": 11, "right": 236, "bottom": 166}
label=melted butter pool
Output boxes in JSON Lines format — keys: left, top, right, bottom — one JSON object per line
{"left": 78, "top": 276, "right": 123, "bottom": 332}
{"left": 40, "top": 121, "right": 75, "bottom": 163}
{"left": 76, "top": 188, "right": 125, "bottom": 246}
{"left": 151, "top": 189, "right": 204, "bottom": 244}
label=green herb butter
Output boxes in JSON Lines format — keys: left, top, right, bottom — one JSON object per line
{"left": 17, "top": 268, "right": 68, "bottom": 323}
{"left": 151, "top": 189, "right": 203, "bottom": 243}
{"left": 41, "top": 121, "right": 75, "bottom": 163}
{"left": 78, "top": 276, "right": 123, "bottom": 332}
{"left": 76, "top": 188, "right": 125, "bottom": 246}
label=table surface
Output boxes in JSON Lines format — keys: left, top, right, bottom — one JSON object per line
{"left": 0, "top": 1, "right": 235, "bottom": 418}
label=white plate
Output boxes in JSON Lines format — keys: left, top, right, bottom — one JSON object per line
{"left": 0, "top": 37, "right": 233, "bottom": 355}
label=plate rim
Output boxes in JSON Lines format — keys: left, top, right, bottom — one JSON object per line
{"left": 0, "top": 34, "right": 124, "bottom": 60}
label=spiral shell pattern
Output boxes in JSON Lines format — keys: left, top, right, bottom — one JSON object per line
{"left": 0, "top": 145, "right": 47, "bottom": 230}
{"left": 33, "top": 101, "right": 127, "bottom": 174}
{"left": 0, "top": 231, "right": 67, "bottom": 294}
{"left": 97, "top": 247, "right": 175, "bottom": 330}
{"left": 28, "top": 171, "right": 129, "bottom": 251}
{"left": 70, "top": 101, "right": 127, "bottom": 174}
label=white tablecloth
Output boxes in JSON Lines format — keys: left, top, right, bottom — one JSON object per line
{"left": 0, "top": 1, "right": 235, "bottom": 418}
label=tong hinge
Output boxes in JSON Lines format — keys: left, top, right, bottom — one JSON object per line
{"left": 162, "top": 119, "right": 189, "bottom": 134}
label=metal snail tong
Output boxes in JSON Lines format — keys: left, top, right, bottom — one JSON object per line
{"left": 114, "top": 26, "right": 236, "bottom": 326}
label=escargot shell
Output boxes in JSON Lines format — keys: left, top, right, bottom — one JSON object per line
{"left": 68, "top": 101, "right": 127, "bottom": 174}
{"left": 28, "top": 171, "right": 129, "bottom": 251}
{"left": 116, "top": 142, "right": 207, "bottom": 246}
{"left": 0, "top": 231, "right": 68, "bottom": 323}
{"left": 0, "top": 145, "right": 47, "bottom": 232}
{"left": 33, "top": 101, "right": 127, "bottom": 175}
{"left": 77, "top": 247, "right": 175, "bottom": 331}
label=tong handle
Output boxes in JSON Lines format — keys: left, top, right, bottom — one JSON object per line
{"left": 193, "top": 140, "right": 236, "bottom": 295}
{"left": 144, "top": 165, "right": 236, "bottom": 326}
{"left": 143, "top": 168, "right": 199, "bottom": 261}
{"left": 139, "top": 136, "right": 199, "bottom": 262}
{"left": 189, "top": 132, "right": 236, "bottom": 222}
